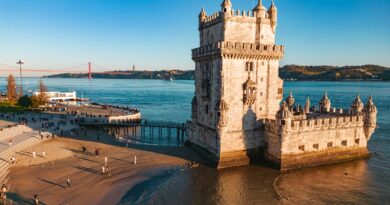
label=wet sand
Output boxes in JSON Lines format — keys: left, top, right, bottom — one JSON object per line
{"left": 7, "top": 134, "right": 201, "bottom": 204}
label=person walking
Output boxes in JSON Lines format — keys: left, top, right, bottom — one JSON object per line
{"left": 34, "top": 194, "right": 39, "bottom": 205}
{"left": 8, "top": 139, "right": 12, "bottom": 146}
{"left": 32, "top": 151, "right": 36, "bottom": 158}
{"left": 104, "top": 157, "right": 108, "bottom": 166}
{"left": 101, "top": 166, "right": 106, "bottom": 175}
{"left": 66, "top": 178, "right": 71, "bottom": 189}
{"left": 95, "top": 149, "right": 100, "bottom": 157}
{"left": 42, "top": 150, "right": 46, "bottom": 158}
{"left": 10, "top": 156, "right": 15, "bottom": 164}
{"left": 134, "top": 156, "right": 137, "bottom": 165}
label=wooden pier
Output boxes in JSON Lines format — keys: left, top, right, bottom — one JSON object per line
{"left": 82, "top": 120, "right": 187, "bottom": 145}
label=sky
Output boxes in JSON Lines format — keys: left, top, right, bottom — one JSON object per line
{"left": 0, "top": 0, "right": 389, "bottom": 77}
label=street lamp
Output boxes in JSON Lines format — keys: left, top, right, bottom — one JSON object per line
{"left": 16, "top": 60, "right": 24, "bottom": 96}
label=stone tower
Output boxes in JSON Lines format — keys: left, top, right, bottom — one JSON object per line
{"left": 187, "top": 0, "right": 284, "bottom": 168}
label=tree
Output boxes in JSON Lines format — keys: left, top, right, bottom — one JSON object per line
{"left": 37, "top": 79, "right": 48, "bottom": 105}
{"left": 17, "top": 95, "right": 32, "bottom": 107}
{"left": 6, "top": 75, "right": 17, "bottom": 104}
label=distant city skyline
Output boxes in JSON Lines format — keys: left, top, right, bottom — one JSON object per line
{"left": 0, "top": 0, "right": 389, "bottom": 77}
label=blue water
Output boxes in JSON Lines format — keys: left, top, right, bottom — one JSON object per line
{"left": 1, "top": 78, "right": 389, "bottom": 204}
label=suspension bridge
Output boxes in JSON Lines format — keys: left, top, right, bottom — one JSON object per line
{"left": 0, "top": 62, "right": 133, "bottom": 80}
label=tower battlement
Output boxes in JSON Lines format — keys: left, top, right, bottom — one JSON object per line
{"left": 192, "top": 42, "right": 284, "bottom": 60}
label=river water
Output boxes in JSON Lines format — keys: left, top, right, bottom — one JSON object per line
{"left": 2, "top": 78, "right": 389, "bottom": 204}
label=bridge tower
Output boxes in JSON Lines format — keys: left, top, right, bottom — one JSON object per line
{"left": 88, "top": 62, "right": 92, "bottom": 80}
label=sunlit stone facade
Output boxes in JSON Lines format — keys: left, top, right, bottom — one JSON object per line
{"left": 186, "top": 0, "right": 377, "bottom": 170}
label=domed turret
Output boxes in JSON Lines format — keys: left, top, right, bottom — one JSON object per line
{"left": 363, "top": 95, "right": 377, "bottom": 140}
{"left": 304, "top": 97, "right": 311, "bottom": 114}
{"left": 267, "top": 0, "right": 278, "bottom": 32}
{"left": 363, "top": 95, "right": 377, "bottom": 113}
{"left": 285, "top": 91, "right": 295, "bottom": 111}
{"left": 276, "top": 101, "right": 292, "bottom": 119}
{"left": 216, "top": 99, "right": 229, "bottom": 127}
{"left": 253, "top": 0, "right": 266, "bottom": 18}
{"left": 350, "top": 93, "right": 364, "bottom": 115}
{"left": 319, "top": 92, "right": 331, "bottom": 113}
{"left": 221, "top": 0, "right": 232, "bottom": 15}
{"left": 199, "top": 7, "right": 207, "bottom": 22}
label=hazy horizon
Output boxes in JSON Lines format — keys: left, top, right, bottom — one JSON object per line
{"left": 1, "top": 0, "right": 389, "bottom": 77}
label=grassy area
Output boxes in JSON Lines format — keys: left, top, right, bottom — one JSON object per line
{"left": 0, "top": 101, "right": 29, "bottom": 113}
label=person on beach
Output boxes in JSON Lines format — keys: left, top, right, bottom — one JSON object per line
{"left": 134, "top": 156, "right": 137, "bottom": 165}
{"left": 82, "top": 146, "right": 87, "bottom": 154}
{"left": 42, "top": 150, "right": 46, "bottom": 158}
{"left": 1, "top": 184, "right": 6, "bottom": 193}
{"left": 10, "top": 156, "right": 15, "bottom": 164}
{"left": 104, "top": 157, "right": 108, "bottom": 166}
{"left": 106, "top": 165, "right": 111, "bottom": 176}
{"left": 8, "top": 139, "right": 12, "bottom": 146}
{"left": 95, "top": 149, "right": 100, "bottom": 157}
{"left": 34, "top": 194, "right": 39, "bottom": 205}
{"left": 32, "top": 151, "right": 36, "bottom": 158}
{"left": 101, "top": 166, "right": 106, "bottom": 175}
{"left": 66, "top": 178, "right": 71, "bottom": 189}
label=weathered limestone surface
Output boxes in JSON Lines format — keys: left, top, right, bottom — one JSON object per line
{"left": 187, "top": 0, "right": 377, "bottom": 170}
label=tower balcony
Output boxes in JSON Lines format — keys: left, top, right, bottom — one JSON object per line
{"left": 192, "top": 42, "right": 284, "bottom": 60}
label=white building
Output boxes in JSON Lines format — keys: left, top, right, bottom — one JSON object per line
{"left": 33, "top": 91, "right": 76, "bottom": 102}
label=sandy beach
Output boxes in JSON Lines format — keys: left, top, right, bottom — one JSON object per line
{"left": 6, "top": 132, "right": 202, "bottom": 205}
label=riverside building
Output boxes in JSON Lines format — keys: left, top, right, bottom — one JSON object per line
{"left": 186, "top": 0, "right": 377, "bottom": 170}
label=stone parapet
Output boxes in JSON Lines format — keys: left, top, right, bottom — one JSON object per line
{"left": 192, "top": 42, "right": 284, "bottom": 60}
{"left": 200, "top": 10, "right": 271, "bottom": 29}
{"left": 265, "top": 115, "right": 364, "bottom": 134}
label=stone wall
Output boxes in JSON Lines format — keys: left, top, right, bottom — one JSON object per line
{"left": 264, "top": 115, "right": 370, "bottom": 170}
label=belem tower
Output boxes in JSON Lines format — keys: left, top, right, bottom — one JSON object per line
{"left": 186, "top": 0, "right": 378, "bottom": 170}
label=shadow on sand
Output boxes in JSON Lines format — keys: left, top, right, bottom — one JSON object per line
{"left": 38, "top": 178, "right": 66, "bottom": 189}
{"left": 6, "top": 192, "right": 47, "bottom": 205}
{"left": 63, "top": 133, "right": 206, "bottom": 164}
{"left": 72, "top": 165, "right": 101, "bottom": 175}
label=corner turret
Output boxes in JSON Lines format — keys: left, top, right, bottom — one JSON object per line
{"left": 276, "top": 101, "right": 292, "bottom": 132}
{"left": 267, "top": 0, "right": 278, "bottom": 32}
{"left": 253, "top": 0, "right": 266, "bottom": 18}
{"left": 363, "top": 95, "right": 377, "bottom": 140}
{"left": 285, "top": 91, "right": 295, "bottom": 111}
{"left": 350, "top": 93, "right": 364, "bottom": 115}
{"left": 319, "top": 92, "right": 331, "bottom": 113}
{"left": 221, "top": 0, "right": 232, "bottom": 15}
{"left": 199, "top": 7, "right": 207, "bottom": 22}
{"left": 216, "top": 99, "right": 229, "bottom": 128}
{"left": 304, "top": 97, "right": 311, "bottom": 114}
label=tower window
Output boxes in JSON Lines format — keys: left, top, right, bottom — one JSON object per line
{"left": 313, "top": 144, "right": 319, "bottom": 150}
{"left": 205, "top": 105, "right": 209, "bottom": 114}
{"left": 298, "top": 145, "right": 305, "bottom": 151}
{"left": 355, "top": 139, "right": 360, "bottom": 145}
{"left": 341, "top": 140, "right": 347, "bottom": 147}
{"left": 327, "top": 142, "right": 333, "bottom": 148}
{"left": 278, "top": 88, "right": 283, "bottom": 94}
{"left": 245, "top": 62, "right": 254, "bottom": 72}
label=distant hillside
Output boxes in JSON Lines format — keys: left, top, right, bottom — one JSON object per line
{"left": 280, "top": 65, "right": 390, "bottom": 81}
{"left": 44, "top": 65, "right": 390, "bottom": 81}
{"left": 44, "top": 70, "right": 195, "bottom": 80}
